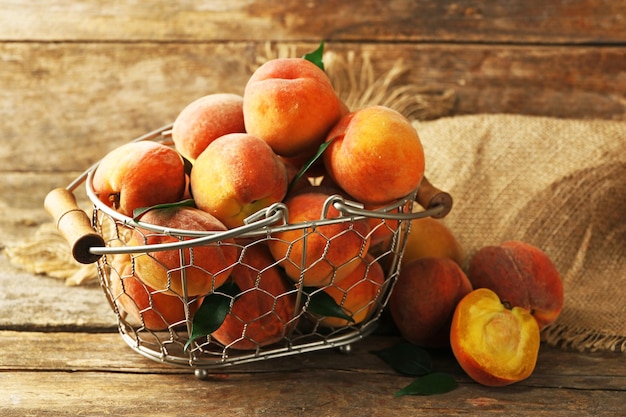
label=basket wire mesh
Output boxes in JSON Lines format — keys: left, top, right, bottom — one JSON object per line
{"left": 61, "top": 125, "right": 450, "bottom": 377}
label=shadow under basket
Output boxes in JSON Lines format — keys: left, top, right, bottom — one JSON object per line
{"left": 44, "top": 125, "right": 453, "bottom": 379}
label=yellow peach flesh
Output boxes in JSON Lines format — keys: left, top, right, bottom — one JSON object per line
{"left": 451, "top": 288, "right": 540, "bottom": 386}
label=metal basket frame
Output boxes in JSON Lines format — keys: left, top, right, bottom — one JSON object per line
{"left": 65, "top": 125, "right": 449, "bottom": 377}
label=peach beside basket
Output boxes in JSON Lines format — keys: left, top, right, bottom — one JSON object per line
{"left": 45, "top": 125, "right": 453, "bottom": 379}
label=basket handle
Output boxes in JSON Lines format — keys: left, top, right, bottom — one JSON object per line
{"left": 330, "top": 176, "right": 453, "bottom": 221}
{"left": 44, "top": 188, "right": 105, "bottom": 264}
{"left": 415, "top": 177, "right": 453, "bottom": 218}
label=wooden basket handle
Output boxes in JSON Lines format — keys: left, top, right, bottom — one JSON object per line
{"left": 44, "top": 188, "right": 105, "bottom": 264}
{"left": 415, "top": 177, "right": 453, "bottom": 219}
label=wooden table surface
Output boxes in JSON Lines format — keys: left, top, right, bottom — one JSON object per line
{"left": 1, "top": 1, "right": 625, "bottom": 416}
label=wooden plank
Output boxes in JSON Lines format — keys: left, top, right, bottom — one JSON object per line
{"left": 0, "top": 171, "right": 112, "bottom": 330}
{"left": 2, "top": 371, "right": 625, "bottom": 417}
{"left": 0, "top": 172, "right": 88, "bottom": 247}
{"left": 0, "top": 332, "right": 624, "bottom": 416}
{"left": 0, "top": 331, "right": 623, "bottom": 386}
{"left": 0, "top": 254, "right": 116, "bottom": 331}
{"left": 2, "top": 43, "right": 624, "bottom": 176}
{"left": 1, "top": 0, "right": 625, "bottom": 43}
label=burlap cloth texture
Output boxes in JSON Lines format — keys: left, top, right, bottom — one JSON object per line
{"left": 5, "top": 48, "right": 625, "bottom": 353}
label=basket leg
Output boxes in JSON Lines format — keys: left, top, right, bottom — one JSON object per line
{"left": 338, "top": 344, "right": 352, "bottom": 354}
{"left": 194, "top": 368, "right": 209, "bottom": 380}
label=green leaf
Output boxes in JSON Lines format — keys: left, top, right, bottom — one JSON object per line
{"left": 132, "top": 199, "right": 196, "bottom": 221}
{"left": 182, "top": 156, "right": 193, "bottom": 176}
{"left": 305, "top": 286, "right": 355, "bottom": 323}
{"left": 184, "top": 281, "right": 241, "bottom": 351}
{"left": 373, "top": 342, "right": 433, "bottom": 376}
{"left": 302, "top": 41, "right": 325, "bottom": 71}
{"left": 394, "top": 372, "right": 457, "bottom": 397}
{"left": 287, "top": 137, "right": 335, "bottom": 193}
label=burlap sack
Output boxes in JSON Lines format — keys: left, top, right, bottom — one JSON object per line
{"left": 5, "top": 47, "right": 624, "bottom": 352}
{"left": 415, "top": 114, "right": 625, "bottom": 353}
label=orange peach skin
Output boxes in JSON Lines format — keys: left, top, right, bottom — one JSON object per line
{"left": 243, "top": 58, "right": 343, "bottom": 158}
{"left": 110, "top": 262, "right": 201, "bottom": 331}
{"left": 323, "top": 105, "right": 425, "bottom": 205}
{"left": 130, "top": 206, "right": 238, "bottom": 296}
{"left": 172, "top": 93, "right": 245, "bottom": 164}
{"left": 190, "top": 133, "right": 289, "bottom": 229}
{"left": 401, "top": 216, "right": 464, "bottom": 267}
{"left": 92, "top": 141, "right": 186, "bottom": 217}
{"left": 211, "top": 244, "right": 298, "bottom": 351}
{"left": 389, "top": 257, "right": 473, "bottom": 347}
{"left": 450, "top": 288, "right": 541, "bottom": 387}
{"left": 467, "top": 241, "right": 564, "bottom": 330}
{"left": 267, "top": 191, "right": 371, "bottom": 287}
{"left": 318, "top": 254, "right": 385, "bottom": 328}
{"left": 363, "top": 202, "right": 409, "bottom": 248}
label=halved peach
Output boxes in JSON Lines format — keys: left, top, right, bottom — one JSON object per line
{"left": 450, "top": 288, "right": 540, "bottom": 387}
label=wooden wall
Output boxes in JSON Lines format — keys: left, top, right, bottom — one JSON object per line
{"left": 0, "top": 0, "right": 624, "bottom": 228}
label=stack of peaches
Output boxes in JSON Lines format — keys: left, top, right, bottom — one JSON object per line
{"left": 91, "top": 52, "right": 564, "bottom": 387}
{"left": 93, "top": 55, "right": 425, "bottom": 352}
{"left": 390, "top": 229, "right": 563, "bottom": 387}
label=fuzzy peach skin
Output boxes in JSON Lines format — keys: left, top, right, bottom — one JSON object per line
{"left": 389, "top": 257, "right": 473, "bottom": 348}
{"left": 109, "top": 261, "right": 201, "bottom": 331}
{"left": 129, "top": 206, "right": 238, "bottom": 296}
{"left": 401, "top": 216, "right": 464, "bottom": 267}
{"left": 323, "top": 105, "right": 425, "bottom": 205}
{"left": 450, "top": 288, "right": 541, "bottom": 387}
{"left": 318, "top": 254, "right": 385, "bottom": 328}
{"left": 362, "top": 202, "right": 410, "bottom": 248}
{"left": 172, "top": 93, "right": 245, "bottom": 164}
{"left": 267, "top": 191, "right": 371, "bottom": 287}
{"left": 190, "top": 133, "right": 289, "bottom": 229}
{"left": 467, "top": 240, "right": 564, "bottom": 330}
{"left": 211, "top": 243, "right": 298, "bottom": 351}
{"left": 243, "top": 57, "right": 343, "bottom": 158}
{"left": 92, "top": 141, "right": 186, "bottom": 217}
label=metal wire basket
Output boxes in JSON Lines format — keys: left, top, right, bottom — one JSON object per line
{"left": 45, "top": 125, "right": 453, "bottom": 378}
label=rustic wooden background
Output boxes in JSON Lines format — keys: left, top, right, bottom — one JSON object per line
{"left": 2, "top": 1, "right": 625, "bottom": 181}
{"left": 0, "top": 2, "right": 624, "bottom": 415}
{"left": 2, "top": 0, "right": 625, "bottom": 343}
{"left": 1, "top": 0, "right": 625, "bottom": 364}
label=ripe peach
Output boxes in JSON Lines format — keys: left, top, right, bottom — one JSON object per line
{"left": 129, "top": 206, "right": 238, "bottom": 296}
{"left": 389, "top": 257, "right": 473, "bottom": 348}
{"left": 363, "top": 203, "right": 406, "bottom": 248}
{"left": 211, "top": 243, "right": 298, "bottom": 351}
{"left": 109, "top": 261, "right": 201, "bottom": 331}
{"left": 172, "top": 93, "right": 246, "bottom": 164}
{"left": 450, "top": 288, "right": 541, "bottom": 387}
{"left": 267, "top": 191, "right": 371, "bottom": 287}
{"left": 243, "top": 57, "right": 343, "bottom": 158}
{"left": 467, "top": 241, "right": 564, "bottom": 330}
{"left": 318, "top": 254, "right": 386, "bottom": 328}
{"left": 92, "top": 141, "right": 186, "bottom": 217}
{"left": 401, "top": 216, "right": 464, "bottom": 267}
{"left": 323, "top": 105, "right": 425, "bottom": 205}
{"left": 190, "top": 133, "right": 289, "bottom": 229}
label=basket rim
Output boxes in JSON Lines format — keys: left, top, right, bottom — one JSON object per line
{"left": 73, "top": 124, "right": 446, "bottom": 255}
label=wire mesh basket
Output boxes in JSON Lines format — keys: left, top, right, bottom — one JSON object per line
{"left": 45, "top": 124, "right": 453, "bottom": 378}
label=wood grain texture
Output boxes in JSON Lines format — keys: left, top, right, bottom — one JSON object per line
{"left": 3, "top": 371, "right": 624, "bottom": 417}
{"left": 1, "top": 0, "right": 625, "bottom": 43}
{"left": 0, "top": 332, "right": 624, "bottom": 417}
{"left": 1, "top": 1, "right": 625, "bottom": 177}
{"left": 2, "top": 42, "right": 624, "bottom": 175}
{"left": 0, "top": 2, "right": 625, "bottom": 415}
{"left": 0, "top": 332, "right": 623, "bottom": 383}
